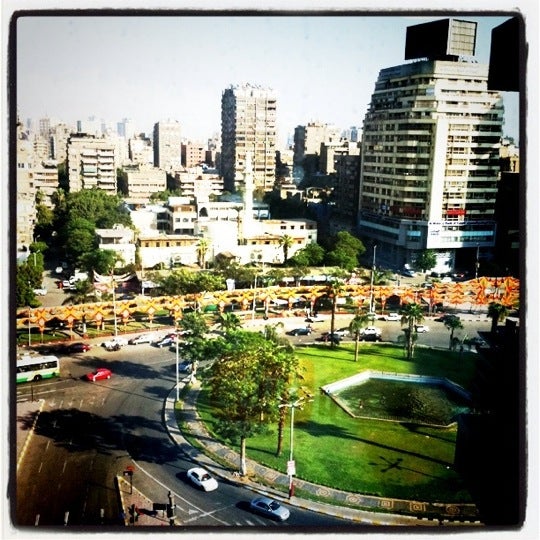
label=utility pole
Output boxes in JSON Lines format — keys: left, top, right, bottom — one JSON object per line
{"left": 279, "top": 395, "right": 312, "bottom": 498}
{"left": 111, "top": 271, "right": 118, "bottom": 337}
{"left": 369, "top": 245, "right": 377, "bottom": 314}
{"left": 175, "top": 321, "right": 180, "bottom": 402}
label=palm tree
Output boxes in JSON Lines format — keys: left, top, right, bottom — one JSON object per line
{"left": 349, "top": 311, "right": 371, "bottom": 362}
{"left": 278, "top": 234, "right": 294, "bottom": 264}
{"left": 62, "top": 279, "right": 96, "bottom": 305}
{"left": 400, "top": 302, "right": 424, "bottom": 360}
{"left": 262, "top": 321, "right": 285, "bottom": 342}
{"left": 197, "top": 237, "right": 210, "bottom": 269}
{"left": 487, "top": 302, "right": 510, "bottom": 335}
{"left": 326, "top": 278, "right": 345, "bottom": 348}
{"left": 215, "top": 311, "right": 242, "bottom": 334}
{"left": 443, "top": 315, "right": 464, "bottom": 350}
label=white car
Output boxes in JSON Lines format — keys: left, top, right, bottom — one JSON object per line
{"left": 186, "top": 467, "right": 218, "bottom": 492}
{"left": 102, "top": 336, "right": 128, "bottom": 350}
{"left": 381, "top": 312, "right": 400, "bottom": 321}
{"left": 362, "top": 326, "right": 381, "bottom": 336}
{"left": 128, "top": 333, "right": 156, "bottom": 345}
{"left": 415, "top": 325, "right": 430, "bottom": 333}
{"left": 33, "top": 287, "right": 47, "bottom": 296}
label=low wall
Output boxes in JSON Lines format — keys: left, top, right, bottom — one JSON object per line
{"left": 321, "top": 370, "right": 470, "bottom": 401}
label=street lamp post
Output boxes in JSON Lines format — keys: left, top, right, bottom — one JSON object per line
{"left": 175, "top": 321, "right": 180, "bottom": 402}
{"left": 251, "top": 274, "right": 257, "bottom": 321}
{"left": 369, "top": 245, "right": 377, "bottom": 314}
{"left": 27, "top": 280, "right": 32, "bottom": 346}
{"left": 111, "top": 273, "right": 118, "bottom": 337}
{"left": 279, "top": 396, "right": 308, "bottom": 499}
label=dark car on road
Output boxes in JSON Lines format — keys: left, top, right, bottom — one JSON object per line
{"left": 360, "top": 333, "right": 381, "bottom": 342}
{"left": 317, "top": 333, "right": 342, "bottom": 344}
{"left": 65, "top": 342, "right": 91, "bottom": 354}
{"left": 286, "top": 327, "right": 312, "bottom": 336}
{"left": 179, "top": 360, "right": 192, "bottom": 373}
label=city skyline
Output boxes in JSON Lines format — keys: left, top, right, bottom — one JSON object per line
{"left": 14, "top": 12, "right": 520, "bottom": 147}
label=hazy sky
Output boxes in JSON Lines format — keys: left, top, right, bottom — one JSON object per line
{"left": 14, "top": 12, "right": 520, "bottom": 146}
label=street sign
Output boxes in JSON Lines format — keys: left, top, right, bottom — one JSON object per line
{"left": 287, "top": 460, "right": 296, "bottom": 476}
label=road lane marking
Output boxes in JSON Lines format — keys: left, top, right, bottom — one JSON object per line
{"left": 131, "top": 459, "right": 230, "bottom": 525}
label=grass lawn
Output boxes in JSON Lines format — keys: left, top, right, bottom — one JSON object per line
{"left": 196, "top": 342, "right": 479, "bottom": 503}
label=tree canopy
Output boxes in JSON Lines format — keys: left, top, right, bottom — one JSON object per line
{"left": 206, "top": 330, "right": 298, "bottom": 474}
{"left": 324, "top": 231, "right": 365, "bottom": 271}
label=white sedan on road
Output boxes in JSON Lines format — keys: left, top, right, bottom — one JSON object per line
{"left": 186, "top": 467, "right": 218, "bottom": 492}
{"left": 415, "top": 325, "right": 430, "bottom": 333}
{"left": 380, "top": 312, "right": 400, "bottom": 321}
{"left": 101, "top": 336, "right": 128, "bottom": 350}
{"left": 362, "top": 326, "right": 382, "bottom": 336}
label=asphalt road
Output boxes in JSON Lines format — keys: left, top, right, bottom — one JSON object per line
{"left": 14, "top": 341, "right": 350, "bottom": 529}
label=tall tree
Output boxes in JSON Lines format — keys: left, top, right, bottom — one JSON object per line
{"left": 324, "top": 231, "right": 365, "bottom": 271}
{"left": 197, "top": 238, "right": 210, "bottom": 269}
{"left": 487, "top": 302, "right": 510, "bottom": 335}
{"left": 288, "top": 242, "right": 325, "bottom": 267}
{"left": 278, "top": 234, "right": 294, "bottom": 264}
{"left": 349, "top": 311, "right": 371, "bottom": 362}
{"left": 325, "top": 277, "right": 345, "bottom": 348}
{"left": 214, "top": 311, "right": 242, "bottom": 334}
{"left": 400, "top": 303, "right": 424, "bottom": 360}
{"left": 444, "top": 315, "right": 464, "bottom": 350}
{"left": 207, "top": 331, "right": 295, "bottom": 475}
{"left": 414, "top": 250, "right": 437, "bottom": 274}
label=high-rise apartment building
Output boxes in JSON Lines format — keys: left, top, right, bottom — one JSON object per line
{"left": 357, "top": 19, "right": 504, "bottom": 273}
{"left": 220, "top": 83, "right": 277, "bottom": 192}
{"left": 293, "top": 122, "right": 341, "bottom": 165}
{"left": 67, "top": 134, "right": 117, "bottom": 193}
{"left": 153, "top": 120, "right": 182, "bottom": 171}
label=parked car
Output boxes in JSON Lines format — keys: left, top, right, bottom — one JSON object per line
{"left": 379, "top": 312, "right": 400, "bottom": 321}
{"left": 305, "top": 315, "right": 325, "bottom": 323}
{"left": 361, "top": 326, "right": 381, "bottom": 336}
{"left": 249, "top": 496, "right": 290, "bottom": 521}
{"left": 186, "top": 467, "right": 218, "bottom": 492}
{"left": 361, "top": 333, "right": 382, "bottom": 342}
{"left": 334, "top": 328, "right": 350, "bottom": 337}
{"left": 85, "top": 368, "right": 112, "bottom": 382}
{"left": 287, "top": 327, "right": 312, "bottom": 336}
{"left": 401, "top": 269, "right": 416, "bottom": 277}
{"left": 317, "top": 334, "right": 342, "bottom": 344}
{"left": 101, "top": 337, "right": 128, "bottom": 350}
{"left": 154, "top": 334, "right": 177, "bottom": 348}
{"left": 469, "top": 336, "right": 488, "bottom": 348}
{"left": 128, "top": 333, "right": 156, "bottom": 345}
{"left": 33, "top": 287, "right": 47, "bottom": 296}
{"left": 179, "top": 360, "right": 192, "bottom": 373}
{"left": 65, "top": 342, "right": 91, "bottom": 354}
{"left": 415, "top": 325, "right": 430, "bottom": 333}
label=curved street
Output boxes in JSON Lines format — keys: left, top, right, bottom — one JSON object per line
{"left": 14, "top": 306, "right": 491, "bottom": 530}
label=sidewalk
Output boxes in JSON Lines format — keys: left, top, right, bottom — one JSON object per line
{"left": 117, "top": 376, "right": 482, "bottom": 528}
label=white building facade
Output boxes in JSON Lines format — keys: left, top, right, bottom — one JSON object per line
{"left": 358, "top": 29, "right": 503, "bottom": 273}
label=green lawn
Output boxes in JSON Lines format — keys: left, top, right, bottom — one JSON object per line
{"left": 196, "top": 342, "right": 479, "bottom": 503}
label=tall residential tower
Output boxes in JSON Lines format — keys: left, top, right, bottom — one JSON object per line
{"left": 357, "top": 19, "right": 504, "bottom": 273}
{"left": 220, "top": 84, "right": 277, "bottom": 192}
